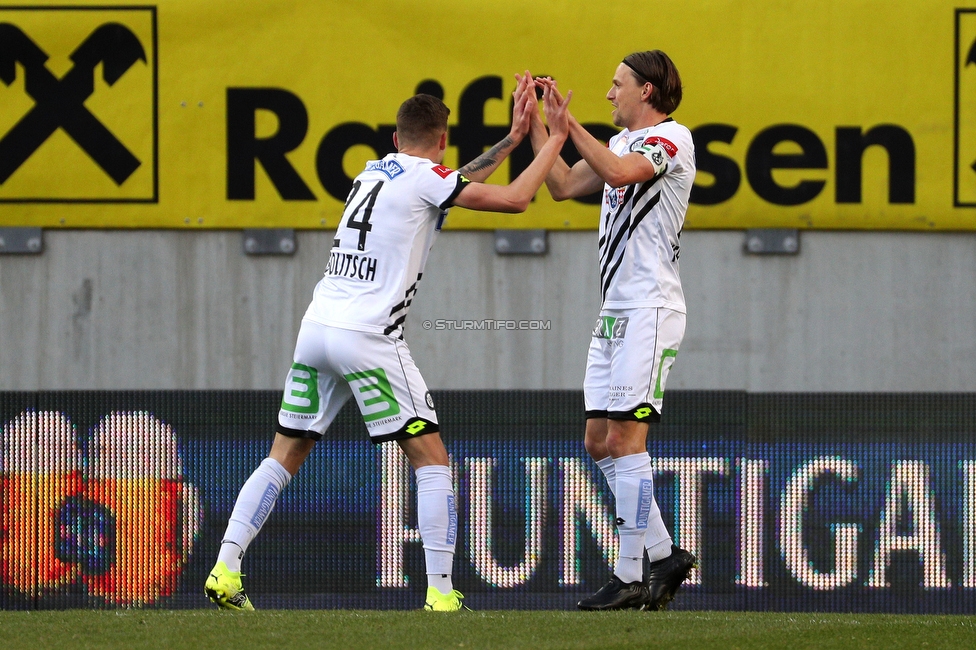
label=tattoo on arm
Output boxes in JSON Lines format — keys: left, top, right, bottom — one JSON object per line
{"left": 458, "top": 136, "right": 515, "bottom": 176}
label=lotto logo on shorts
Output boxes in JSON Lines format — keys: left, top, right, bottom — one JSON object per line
{"left": 592, "top": 316, "right": 629, "bottom": 340}
{"left": 634, "top": 407, "right": 653, "bottom": 419}
{"left": 405, "top": 420, "right": 427, "bottom": 435}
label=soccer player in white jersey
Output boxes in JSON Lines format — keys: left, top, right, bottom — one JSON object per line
{"left": 205, "top": 76, "right": 571, "bottom": 612}
{"left": 526, "top": 51, "right": 698, "bottom": 611}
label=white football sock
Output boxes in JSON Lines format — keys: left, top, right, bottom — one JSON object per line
{"left": 218, "top": 457, "right": 292, "bottom": 572}
{"left": 595, "top": 455, "right": 616, "bottom": 498}
{"left": 602, "top": 450, "right": 672, "bottom": 560}
{"left": 644, "top": 494, "right": 674, "bottom": 562}
{"left": 613, "top": 452, "right": 653, "bottom": 583}
{"left": 416, "top": 464, "right": 457, "bottom": 594}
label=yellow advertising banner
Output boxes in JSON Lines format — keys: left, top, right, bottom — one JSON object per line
{"left": 0, "top": 0, "right": 973, "bottom": 230}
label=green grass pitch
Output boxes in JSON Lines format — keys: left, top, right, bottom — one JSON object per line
{"left": 1, "top": 610, "right": 974, "bottom": 649}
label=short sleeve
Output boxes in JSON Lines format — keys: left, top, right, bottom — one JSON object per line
{"left": 417, "top": 164, "right": 471, "bottom": 210}
{"left": 635, "top": 135, "right": 680, "bottom": 176}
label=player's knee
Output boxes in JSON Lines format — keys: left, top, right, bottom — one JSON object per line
{"left": 604, "top": 427, "right": 646, "bottom": 458}
{"left": 583, "top": 435, "right": 607, "bottom": 461}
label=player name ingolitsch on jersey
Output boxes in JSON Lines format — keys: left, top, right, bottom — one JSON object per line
{"left": 326, "top": 250, "right": 378, "bottom": 282}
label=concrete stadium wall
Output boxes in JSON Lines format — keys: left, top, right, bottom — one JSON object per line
{"left": 0, "top": 230, "right": 973, "bottom": 392}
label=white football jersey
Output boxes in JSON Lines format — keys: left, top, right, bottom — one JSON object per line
{"left": 598, "top": 119, "right": 695, "bottom": 311}
{"left": 304, "top": 153, "right": 468, "bottom": 337}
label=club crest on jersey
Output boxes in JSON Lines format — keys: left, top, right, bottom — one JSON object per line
{"left": 365, "top": 159, "right": 405, "bottom": 180}
{"left": 606, "top": 186, "right": 626, "bottom": 209}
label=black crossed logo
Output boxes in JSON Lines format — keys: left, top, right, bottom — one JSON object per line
{"left": 0, "top": 22, "right": 146, "bottom": 186}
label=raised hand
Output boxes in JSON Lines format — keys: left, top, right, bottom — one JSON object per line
{"left": 457, "top": 71, "right": 538, "bottom": 181}
{"left": 510, "top": 71, "right": 537, "bottom": 141}
{"left": 542, "top": 79, "right": 572, "bottom": 140}
{"left": 534, "top": 76, "right": 565, "bottom": 103}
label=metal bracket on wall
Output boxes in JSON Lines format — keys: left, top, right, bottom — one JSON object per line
{"left": 242, "top": 229, "right": 297, "bottom": 255}
{"left": 0, "top": 227, "right": 43, "bottom": 254}
{"left": 494, "top": 229, "right": 548, "bottom": 255}
{"left": 743, "top": 228, "right": 800, "bottom": 255}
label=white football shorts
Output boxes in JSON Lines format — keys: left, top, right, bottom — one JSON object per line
{"left": 583, "top": 307, "right": 686, "bottom": 422}
{"left": 277, "top": 320, "right": 438, "bottom": 444}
